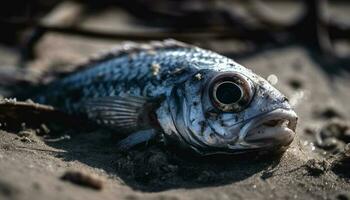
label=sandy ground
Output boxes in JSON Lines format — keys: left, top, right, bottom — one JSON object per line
{"left": 0, "top": 34, "right": 350, "bottom": 200}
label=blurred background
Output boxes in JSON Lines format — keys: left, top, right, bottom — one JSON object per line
{"left": 0, "top": 0, "right": 349, "bottom": 65}
{"left": 1, "top": 1, "right": 350, "bottom": 199}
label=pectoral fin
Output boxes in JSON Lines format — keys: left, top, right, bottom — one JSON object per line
{"left": 116, "top": 129, "right": 156, "bottom": 151}
{"left": 84, "top": 95, "right": 159, "bottom": 133}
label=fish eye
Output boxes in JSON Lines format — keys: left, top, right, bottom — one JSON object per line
{"left": 209, "top": 73, "right": 254, "bottom": 112}
{"left": 214, "top": 81, "right": 243, "bottom": 104}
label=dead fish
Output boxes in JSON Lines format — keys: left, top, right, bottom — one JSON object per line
{"left": 29, "top": 39, "right": 297, "bottom": 155}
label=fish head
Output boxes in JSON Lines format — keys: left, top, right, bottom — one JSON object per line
{"left": 156, "top": 64, "right": 298, "bottom": 155}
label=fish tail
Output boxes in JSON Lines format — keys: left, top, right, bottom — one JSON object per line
{"left": 0, "top": 67, "right": 44, "bottom": 101}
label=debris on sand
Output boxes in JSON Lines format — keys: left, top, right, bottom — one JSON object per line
{"left": 336, "top": 193, "right": 350, "bottom": 200}
{"left": 330, "top": 144, "right": 350, "bottom": 177}
{"left": 115, "top": 147, "right": 226, "bottom": 189}
{"left": 43, "top": 134, "right": 71, "bottom": 142}
{"left": 40, "top": 124, "right": 50, "bottom": 135}
{"left": 1, "top": 98, "right": 17, "bottom": 104}
{"left": 0, "top": 179, "right": 20, "bottom": 198}
{"left": 16, "top": 128, "right": 39, "bottom": 143}
{"left": 12, "top": 123, "right": 53, "bottom": 143}
{"left": 313, "top": 107, "right": 344, "bottom": 119}
{"left": 116, "top": 149, "right": 175, "bottom": 184}
{"left": 18, "top": 129, "right": 34, "bottom": 138}
{"left": 344, "top": 143, "right": 350, "bottom": 157}
{"left": 20, "top": 137, "right": 33, "bottom": 143}
{"left": 304, "top": 159, "right": 329, "bottom": 176}
{"left": 61, "top": 171, "right": 103, "bottom": 190}
{"left": 288, "top": 79, "right": 303, "bottom": 90}
{"left": 314, "top": 120, "right": 350, "bottom": 153}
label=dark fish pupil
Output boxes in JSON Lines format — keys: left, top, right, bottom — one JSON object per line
{"left": 216, "top": 82, "right": 242, "bottom": 104}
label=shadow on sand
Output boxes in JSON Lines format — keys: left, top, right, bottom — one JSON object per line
{"left": 43, "top": 127, "right": 281, "bottom": 192}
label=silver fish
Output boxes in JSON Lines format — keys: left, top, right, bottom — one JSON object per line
{"left": 33, "top": 39, "right": 298, "bottom": 155}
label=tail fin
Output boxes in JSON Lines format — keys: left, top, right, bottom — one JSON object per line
{"left": 0, "top": 66, "right": 43, "bottom": 100}
{"left": 0, "top": 67, "right": 33, "bottom": 86}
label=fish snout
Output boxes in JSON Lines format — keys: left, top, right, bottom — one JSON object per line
{"left": 243, "top": 109, "right": 298, "bottom": 147}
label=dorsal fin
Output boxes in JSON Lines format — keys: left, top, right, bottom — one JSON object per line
{"left": 41, "top": 39, "right": 191, "bottom": 82}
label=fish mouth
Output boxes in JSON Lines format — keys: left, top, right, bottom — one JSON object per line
{"left": 238, "top": 108, "right": 298, "bottom": 148}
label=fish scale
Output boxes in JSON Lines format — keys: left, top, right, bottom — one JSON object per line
{"left": 34, "top": 46, "right": 225, "bottom": 113}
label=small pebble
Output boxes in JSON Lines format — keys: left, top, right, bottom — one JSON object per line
{"left": 61, "top": 171, "right": 103, "bottom": 190}
{"left": 267, "top": 74, "right": 278, "bottom": 85}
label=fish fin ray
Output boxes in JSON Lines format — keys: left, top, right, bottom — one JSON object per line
{"left": 117, "top": 129, "right": 156, "bottom": 151}
{"left": 84, "top": 95, "right": 159, "bottom": 133}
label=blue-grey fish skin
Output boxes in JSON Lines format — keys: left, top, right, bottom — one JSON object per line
{"left": 34, "top": 43, "right": 229, "bottom": 113}
{"left": 33, "top": 40, "right": 298, "bottom": 155}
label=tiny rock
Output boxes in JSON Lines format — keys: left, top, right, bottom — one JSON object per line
{"left": 61, "top": 171, "right": 104, "bottom": 190}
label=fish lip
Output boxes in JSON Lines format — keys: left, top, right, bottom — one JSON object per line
{"left": 236, "top": 108, "right": 298, "bottom": 147}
